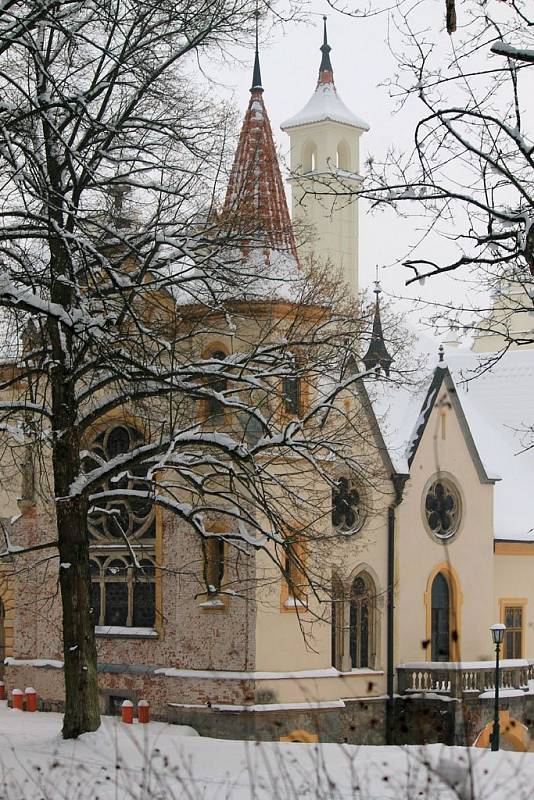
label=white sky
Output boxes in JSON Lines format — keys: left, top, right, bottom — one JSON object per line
{"left": 202, "top": 0, "right": 506, "bottom": 335}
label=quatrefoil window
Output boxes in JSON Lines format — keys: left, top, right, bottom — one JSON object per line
{"left": 424, "top": 479, "right": 461, "bottom": 539}
{"left": 332, "top": 477, "right": 365, "bottom": 535}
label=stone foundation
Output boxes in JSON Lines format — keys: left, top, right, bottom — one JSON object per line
{"left": 5, "top": 661, "right": 534, "bottom": 750}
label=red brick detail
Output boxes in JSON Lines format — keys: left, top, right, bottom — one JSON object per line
{"left": 224, "top": 90, "right": 298, "bottom": 263}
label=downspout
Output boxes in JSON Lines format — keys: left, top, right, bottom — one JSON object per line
{"left": 386, "top": 474, "right": 406, "bottom": 745}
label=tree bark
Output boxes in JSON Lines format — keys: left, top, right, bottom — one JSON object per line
{"left": 56, "top": 490, "right": 100, "bottom": 738}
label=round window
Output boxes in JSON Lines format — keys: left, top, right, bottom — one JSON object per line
{"left": 332, "top": 477, "right": 366, "bottom": 535}
{"left": 424, "top": 478, "right": 461, "bottom": 539}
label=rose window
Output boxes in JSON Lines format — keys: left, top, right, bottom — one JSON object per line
{"left": 332, "top": 477, "right": 365, "bottom": 534}
{"left": 425, "top": 479, "right": 461, "bottom": 539}
{"left": 84, "top": 425, "right": 155, "bottom": 543}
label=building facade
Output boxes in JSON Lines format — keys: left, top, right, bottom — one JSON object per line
{"left": 0, "top": 25, "right": 533, "bottom": 750}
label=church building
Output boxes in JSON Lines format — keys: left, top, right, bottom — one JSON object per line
{"left": 0, "top": 22, "right": 533, "bottom": 749}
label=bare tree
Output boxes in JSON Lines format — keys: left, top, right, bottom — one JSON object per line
{"left": 0, "top": 0, "right": 398, "bottom": 739}
{"left": 319, "top": 0, "right": 534, "bottom": 349}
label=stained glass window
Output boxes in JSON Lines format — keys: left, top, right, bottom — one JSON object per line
{"left": 425, "top": 479, "right": 461, "bottom": 539}
{"left": 87, "top": 424, "right": 157, "bottom": 631}
{"left": 349, "top": 573, "right": 374, "bottom": 668}
{"left": 332, "top": 477, "right": 365, "bottom": 534}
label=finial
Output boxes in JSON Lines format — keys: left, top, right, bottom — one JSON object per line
{"left": 319, "top": 15, "right": 333, "bottom": 78}
{"left": 373, "top": 265, "right": 381, "bottom": 295}
{"left": 438, "top": 344, "right": 445, "bottom": 363}
{"left": 251, "top": 8, "right": 263, "bottom": 92}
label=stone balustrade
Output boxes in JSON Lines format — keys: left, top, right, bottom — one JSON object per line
{"left": 397, "top": 659, "right": 534, "bottom": 699}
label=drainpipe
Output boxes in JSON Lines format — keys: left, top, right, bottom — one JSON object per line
{"left": 386, "top": 475, "right": 406, "bottom": 745}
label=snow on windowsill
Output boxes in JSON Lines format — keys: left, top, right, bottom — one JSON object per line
{"left": 5, "top": 657, "right": 64, "bottom": 669}
{"left": 197, "top": 597, "right": 225, "bottom": 609}
{"left": 283, "top": 596, "right": 307, "bottom": 610}
{"left": 95, "top": 626, "right": 159, "bottom": 638}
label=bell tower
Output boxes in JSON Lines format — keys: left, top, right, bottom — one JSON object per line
{"left": 281, "top": 18, "right": 369, "bottom": 296}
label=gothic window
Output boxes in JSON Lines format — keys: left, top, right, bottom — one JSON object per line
{"left": 424, "top": 478, "right": 461, "bottom": 539}
{"left": 349, "top": 574, "right": 374, "bottom": 669}
{"left": 85, "top": 425, "right": 155, "bottom": 543}
{"left": 90, "top": 556, "right": 156, "bottom": 628}
{"left": 431, "top": 572, "right": 450, "bottom": 661}
{"left": 332, "top": 477, "right": 365, "bottom": 534}
{"left": 85, "top": 424, "right": 157, "bottom": 631}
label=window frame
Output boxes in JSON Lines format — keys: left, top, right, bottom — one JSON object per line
{"left": 280, "top": 537, "right": 308, "bottom": 613}
{"left": 499, "top": 598, "right": 527, "bottom": 660}
{"left": 91, "top": 554, "right": 157, "bottom": 630}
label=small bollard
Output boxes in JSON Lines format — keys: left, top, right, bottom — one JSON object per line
{"left": 25, "top": 688, "right": 37, "bottom": 712}
{"left": 137, "top": 699, "right": 150, "bottom": 724}
{"left": 121, "top": 700, "right": 133, "bottom": 724}
{"left": 0, "top": 682, "right": 5, "bottom": 701}
{"left": 12, "top": 689, "right": 23, "bottom": 710}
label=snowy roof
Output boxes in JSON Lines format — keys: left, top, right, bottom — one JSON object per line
{"left": 371, "top": 347, "right": 534, "bottom": 541}
{"left": 446, "top": 349, "right": 534, "bottom": 541}
{"left": 281, "top": 81, "right": 369, "bottom": 132}
{"left": 367, "top": 377, "right": 426, "bottom": 475}
{"left": 169, "top": 247, "right": 303, "bottom": 308}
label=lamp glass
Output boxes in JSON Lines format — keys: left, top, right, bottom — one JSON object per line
{"left": 490, "top": 623, "right": 506, "bottom": 645}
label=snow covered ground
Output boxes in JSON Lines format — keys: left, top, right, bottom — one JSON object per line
{"left": 0, "top": 702, "right": 532, "bottom": 799}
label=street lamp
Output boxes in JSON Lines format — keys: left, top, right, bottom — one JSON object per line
{"left": 490, "top": 623, "right": 506, "bottom": 752}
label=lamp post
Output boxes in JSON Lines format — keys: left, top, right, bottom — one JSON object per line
{"left": 490, "top": 623, "right": 506, "bottom": 752}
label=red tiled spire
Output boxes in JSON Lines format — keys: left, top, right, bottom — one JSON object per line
{"left": 223, "top": 47, "right": 298, "bottom": 263}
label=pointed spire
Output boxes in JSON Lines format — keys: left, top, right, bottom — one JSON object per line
{"left": 223, "top": 39, "right": 298, "bottom": 263}
{"left": 318, "top": 16, "right": 334, "bottom": 85}
{"left": 362, "top": 279, "right": 393, "bottom": 377}
{"left": 251, "top": 9, "right": 263, "bottom": 92}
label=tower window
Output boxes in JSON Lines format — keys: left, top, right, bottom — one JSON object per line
{"left": 336, "top": 140, "right": 350, "bottom": 171}
{"left": 206, "top": 350, "right": 227, "bottom": 418}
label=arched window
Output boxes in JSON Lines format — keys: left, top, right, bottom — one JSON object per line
{"left": 336, "top": 140, "right": 350, "bottom": 171}
{"left": 302, "top": 141, "right": 318, "bottom": 173}
{"left": 85, "top": 424, "right": 157, "bottom": 630}
{"left": 431, "top": 572, "right": 450, "bottom": 661}
{"left": 205, "top": 349, "right": 227, "bottom": 419}
{"left": 349, "top": 573, "right": 374, "bottom": 668}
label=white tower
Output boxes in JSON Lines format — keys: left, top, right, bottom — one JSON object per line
{"left": 281, "top": 18, "right": 369, "bottom": 296}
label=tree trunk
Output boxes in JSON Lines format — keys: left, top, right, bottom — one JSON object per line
{"left": 57, "top": 490, "right": 100, "bottom": 738}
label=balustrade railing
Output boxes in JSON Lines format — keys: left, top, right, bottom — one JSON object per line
{"left": 397, "top": 659, "right": 532, "bottom": 699}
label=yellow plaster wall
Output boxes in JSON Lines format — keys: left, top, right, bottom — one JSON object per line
{"left": 494, "top": 552, "right": 534, "bottom": 657}
{"left": 395, "top": 386, "right": 496, "bottom": 665}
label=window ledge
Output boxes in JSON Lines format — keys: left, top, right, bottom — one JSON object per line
{"left": 198, "top": 597, "right": 226, "bottom": 610}
{"left": 283, "top": 596, "right": 308, "bottom": 611}
{"left": 95, "top": 626, "right": 159, "bottom": 639}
